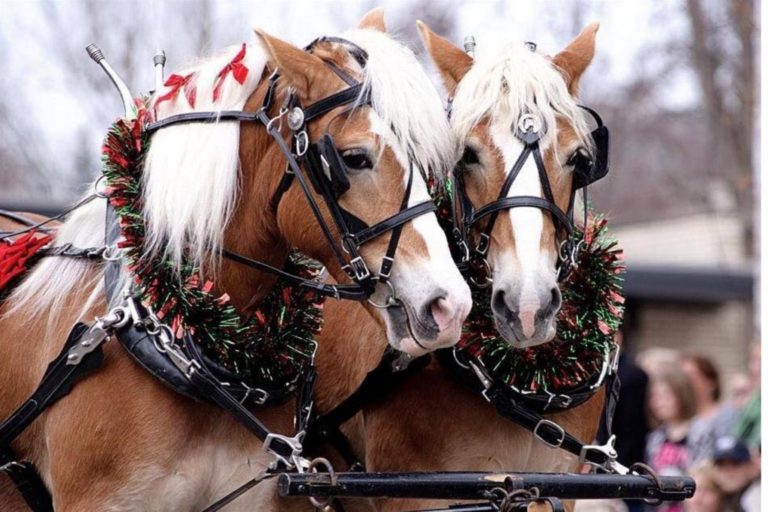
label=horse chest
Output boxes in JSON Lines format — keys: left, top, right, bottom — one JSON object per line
{"left": 107, "top": 434, "right": 276, "bottom": 511}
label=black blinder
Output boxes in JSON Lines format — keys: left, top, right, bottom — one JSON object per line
{"left": 573, "top": 122, "right": 610, "bottom": 189}
{"left": 306, "top": 134, "right": 351, "bottom": 199}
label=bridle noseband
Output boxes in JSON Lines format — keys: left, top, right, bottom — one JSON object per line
{"left": 451, "top": 106, "right": 609, "bottom": 284}
{"left": 145, "top": 37, "right": 437, "bottom": 303}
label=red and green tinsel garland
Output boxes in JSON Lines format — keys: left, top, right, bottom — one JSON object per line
{"left": 101, "top": 102, "right": 324, "bottom": 392}
{"left": 432, "top": 179, "right": 625, "bottom": 394}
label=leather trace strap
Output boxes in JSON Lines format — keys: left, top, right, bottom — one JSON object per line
{"left": 0, "top": 315, "right": 121, "bottom": 512}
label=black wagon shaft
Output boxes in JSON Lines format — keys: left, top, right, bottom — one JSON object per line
{"left": 278, "top": 471, "right": 696, "bottom": 502}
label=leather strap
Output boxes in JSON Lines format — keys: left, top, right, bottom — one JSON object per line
{"left": 353, "top": 201, "right": 436, "bottom": 246}
{"left": 221, "top": 249, "right": 370, "bottom": 301}
{"left": 485, "top": 386, "right": 611, "bottom": 466}
{"left": 0, "top": 448, "right": 53, "bottom": 512}
{"left": 303, "top": 84, "right": 368, "bottom": 122}
{"left": 435, "top": 348, "right": 621, "bottom": 470}
{"left": 0, "top": 323, "right": 101, "bottom": 446}
{"left": 470, "top": 196, "right": 573, "bottom": 235}
{"left": 144, "top": 111, "right": 260, "bottom": 132}
{"left": 0, "top": 323, "right": 103, "bottom": 512}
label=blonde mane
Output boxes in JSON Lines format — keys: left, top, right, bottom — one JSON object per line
{"left": 451, "top": 40, "right": 592, "bottom": 152}
{"left": 143, "top": 44, "right": 268, "bottom": 271}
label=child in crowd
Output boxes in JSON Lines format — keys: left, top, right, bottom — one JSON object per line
{"left": 645, "top": 369, "right": 697, "bottom": 512}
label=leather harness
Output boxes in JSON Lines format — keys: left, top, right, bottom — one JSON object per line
{"left": 0, "top": 38, "right": 623, "bottom": 511}
{"left": 0, "top": 36, "right": 438, "bottom": 511}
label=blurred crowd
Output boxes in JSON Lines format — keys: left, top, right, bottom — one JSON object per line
{"left": 578, "top": 331, "right": 761, "bottom": 512}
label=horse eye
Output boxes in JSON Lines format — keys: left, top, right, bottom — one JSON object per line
{"left": 566, "top": 148, "right": 592, "bottom": 169}
{"left": 341, "top": 149, "right": 373, "bottom": 171}
{"left": 461, "top": 146, "right": 480, "bottom": 167}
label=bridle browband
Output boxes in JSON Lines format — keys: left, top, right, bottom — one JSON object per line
{"left": 145, "top": 37, "right": 437, "bottom": 303}
{"left": 451, "top": 106, "right": 609, "bottom": 284}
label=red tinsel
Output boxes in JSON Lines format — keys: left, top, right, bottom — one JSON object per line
{"left": 0, "top": 231, "right": 52, "bottom": 291}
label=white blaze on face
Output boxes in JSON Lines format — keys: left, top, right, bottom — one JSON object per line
{"left": 367, "top": 111, "right": 457, "bottom": 282}
{"left": 367, "top": 111, "right": 471, "bottom": 348}
{"left": 489, "top": 119, "right": 549, "bottom": 337}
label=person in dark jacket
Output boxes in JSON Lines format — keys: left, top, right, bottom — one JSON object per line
{"left": 596, "top": 320, "right": 650, "bottom": 512}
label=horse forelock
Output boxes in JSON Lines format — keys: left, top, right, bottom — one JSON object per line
{"left": 451, "top": 40, "right": 593, "bottom": 154}
{"left": 341, "top": 28, "right": 455, "bottom": 183}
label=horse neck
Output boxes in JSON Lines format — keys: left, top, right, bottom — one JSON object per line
{"left": 216, "top": 82, "right": 290, "bottom": 311}
{"left": 313, "top": 299, "right": 386, "bottom": 413}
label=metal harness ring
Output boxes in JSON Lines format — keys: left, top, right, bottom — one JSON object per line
{"left": 102, "top": 245, "right": 123, "bottom": 262}
{"left": 307, "top": 457, "right": 337, "bottom": 510}
{"left": 367, "top": 280, "right": 398, "bottom": 309}
{"left": 469, "top": 257, "right": 493, "bottom": 289}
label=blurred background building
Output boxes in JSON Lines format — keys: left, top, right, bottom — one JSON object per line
{"left": 0, "top": 0, "right": 759, "bottom": 385}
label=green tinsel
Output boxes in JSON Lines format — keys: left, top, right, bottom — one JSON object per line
{"left": 101, "top": 102, "right": 324, "bottom": 394}
{"left": 432, "top": 178, "right": 625, "bottom": 394}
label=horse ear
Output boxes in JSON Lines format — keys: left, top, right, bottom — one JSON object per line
{"left": 552, "top": 22, "right": 599, "bottom": 95}
{"left": 416, "top": 20, "right": 472, "bottom": 96}
{"left": 358, "top": 7, "right": 386, "bottom": 32}
{"left": 254, "top": 29, "right": 333, "bottom": 101}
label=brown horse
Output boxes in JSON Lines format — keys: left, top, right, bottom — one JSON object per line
{"left": 311, "top": 21, "right": 608, "bottom": 512}
{"left": 0, "top": 11, "right": 470, "bottom": 511}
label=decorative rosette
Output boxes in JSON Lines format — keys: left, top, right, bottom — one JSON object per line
{"left": 101, "top": 100, "right": 324, "bottom": 392}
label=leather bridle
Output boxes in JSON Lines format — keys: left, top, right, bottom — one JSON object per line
{"left": 145, "top": 37, "right": 436, "bottom": 304}
{"left": 450, "top": 106, "right": 609, "bottom": 284}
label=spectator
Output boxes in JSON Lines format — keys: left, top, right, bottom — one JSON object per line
{"left": 681, "top": 352, "right": 739, "bottom": 464}
{"left": 728, "top": 372, "right": 754, "bottom": 409}
{"left": 596, "top": 329, "right": 650, "bottom": 512}
{"left": 645, "top": 369, "right": 697, "bottom": 512}
{"left": 685, "top": 463, "right": 725, "bottom": 512}
{"left": 711, "top": 436, "right": 761, "bottom": 512}
{"left": 636, "top": 348, "right": 679, "bottom": 380}
{"left": 734, "top": 342, "right": 760, "bottom": 451}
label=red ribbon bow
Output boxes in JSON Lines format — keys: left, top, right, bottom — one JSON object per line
{"left": 213, "top": 43, "right": 249, "bottom": 102}
{"left": 155, "top": 72, "right": 197, "bottom": 109}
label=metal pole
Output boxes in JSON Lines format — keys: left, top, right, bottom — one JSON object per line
{"left": 153, "top": 50, "right": 166, "bottom": 92}
{"left": 85, "top": 44, "right": 135, "bottom": 119}
{"left": 278, "top": 471, "right": 695, "bottom": 502}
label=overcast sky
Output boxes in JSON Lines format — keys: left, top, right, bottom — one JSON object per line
{"left": 0, "top": 0, "right": 697, "bottom": 200}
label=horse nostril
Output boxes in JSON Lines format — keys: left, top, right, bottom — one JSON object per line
{"left": 492, "top": 289, "right": 517, "bottom": 323}
{"left": 541, "top": 286, "right": 562, "bottom": 318}
{"left": 429, "top": 295, "right": 454, "bottom": 331}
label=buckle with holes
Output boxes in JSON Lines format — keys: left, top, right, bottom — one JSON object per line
{"left": 348, "top": 256, "right": 371, "bottom": 281}
{"left": 533, "top": 419, "right": 566, "bottom": 448}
